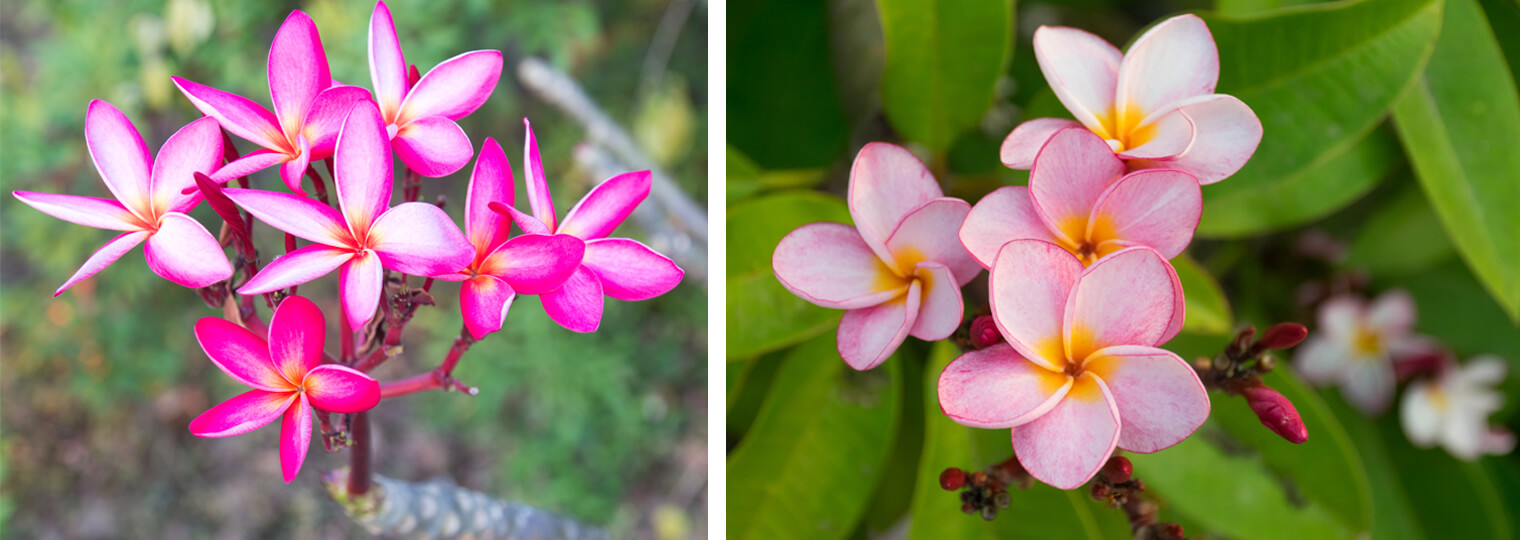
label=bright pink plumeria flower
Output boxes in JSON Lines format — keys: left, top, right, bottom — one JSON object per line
{"left": 938, "top": 240, "right": 1205, "bottom": 490}
{"left": 367, "top": 0, "right": 503, "bottom": 177}
{"left": 962, "top": 128, "right": 1201, "bottom": 268}
{"left": 172, "top": 11, "right": 371, "bottom": 195}
{"left": 431, "top": 137, "right": 585, "bottom": 340}
{"left": 1003, "top": 15, "right": 1262, "bottom": 184}
{"left": 488, "top": 120, "right": 684, "bottom": 333}
{"left": 225, "top": 100, "right": 474, "bottom": 331}
{"left": 772, "top": 143, "right": 982, "bottom": 371}
{"left": 189, "top": 296, "right": 380, "bottom": 483}
{"left": 14, "top": 100, "right": 232, "bottom": 295}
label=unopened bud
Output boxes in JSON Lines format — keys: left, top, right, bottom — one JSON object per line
{"left": 1258, "top": 354, "right": 1277, "bottom": 372}
{"left": 980, "top": 506, "right": 997, "bottom": 521}
{"left": 1156, "top": 522, "right": 1185, "bottom": 540}
{"left": 940, "top": 468, "right": 966, "bottom": 491}
{"left": 971, "top": 471, "right": 989, "bottom": 487}
{"left": 969, "top": 316, "right": 1003, "bottom": 349}
{"left": 994, "top": 491, "right": 1011, "bottom": 508}
{"left": 1259, "top": 322, "right": 1308, "bottom": 350}
{"left": 1103, "top": 456, "right": 1132, "bottom": 484}
{"left": 1227, "top": 325, "right": 1257, "bottom": 358}
{"left": 961, "top": 502, "right": 977, "bottom": 515}
{"left": 407, "top": 64, "right": 422, "bottom": 89}
{"left": 1242, "top": 382, "right": 1308, "bottom": 444}
{"left": 1090, "top": 482, "right": 1110, "bottom": 500}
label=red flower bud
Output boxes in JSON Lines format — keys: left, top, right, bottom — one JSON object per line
{"left": 1242, "top": 382, "right": 1308, "bottom": 444}
{"left": 970, "top": 316, "right": 1003, "bottom": 349}
{"left": 407, "top": 64, "right": 422, "bottom": 89}
{"left": 1157, "top": 522, "right": 1185, "bottom": 540}
{"left": 939, "top": 467, "right": 965, "bottom": 491}
{"left": 1090, "top": 482, "right": 1110, "bottom": 500}
{"left": 1102, "top": 456, "right": 1132, "bottom": 484}
{"left": 1259, "top": 322, "right": 1308, "bottom": 350}
{"left": 194, "top": 172, "right": 248, "bottom": 242}
{"left": 1227, "top": 325, "right": 1257, "bottom": 358}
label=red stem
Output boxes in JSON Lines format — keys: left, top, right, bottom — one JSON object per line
{"left": 378, "top": 327, "right": 479, "bottom": 399}
{"left": 347, "top": 412, "right": 371, "bottom": 496}
{"left": 304, "top": 164, "right": 331, "bottom": 205}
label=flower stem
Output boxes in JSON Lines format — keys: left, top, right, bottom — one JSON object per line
{"left": 347, "top": 411, "right": 371, "bottom": 497}
{"left": 378, "top": 326, "right": 480, "bottom": 399}
{"left": 304, "top": 164, "right": 331, "bottom": 205}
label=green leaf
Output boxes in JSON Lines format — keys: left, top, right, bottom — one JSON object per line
{"left": 1172, "top": 254, "right": 1234, "bottom": 335}
{"left": 1373, "top": 411, "right": 1513, "bottom": 539}
{"left": 729, "top": 0, "right": 849, "bottom": 168}
{"left": 727, "top": 352, "right": 785, "bottom": 445}
{"left": 876, "top": 0, "right": 1014, "bottom": 151}
{"left": 727, "top": 145, "right": 827, "bottom": 205}
{"left": 1391, "top": 0, "right": 1520, "bottom": 322}
{"left": 1377, "top": 260, "right": 1520, "bottom": 368}
{"left": 1323, "top": 395, "right": 1426, "bottom": 540}
{"left": 864, "top": 347, "right": 926, "bottom": 531}
{"left": 1216, "top": 0, "right": 1324, "bottom": 16}
{"left": 1196, "top": 0, "right": 1442, "bottom": 237}
{"left": 727, "top": 335, "right": 902, "bottom": 540}
{"left": 1344, "top": 177, "right": 1457, "bottom": 276}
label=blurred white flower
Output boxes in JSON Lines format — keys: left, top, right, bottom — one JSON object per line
{"left": 1401, "top": 356, "right": 1515, "bottom": 461}
{"left": 1296, "top": 290, "right": 1433, "bottom": 414}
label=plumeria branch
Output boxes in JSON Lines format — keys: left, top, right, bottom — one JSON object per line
{"left": 377, "top": 326, "right": 481, "bottom": 399}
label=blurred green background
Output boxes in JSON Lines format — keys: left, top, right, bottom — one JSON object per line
{"left": 1, "top": 0, "right": 707, "bottom": 538}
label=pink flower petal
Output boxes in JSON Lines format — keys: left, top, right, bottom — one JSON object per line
{"left": 557, "top": 171, "right": 652, "bottom": 241}
{"left": 1029, "top": 128, "right": 1125, "bottom": 245}
{"left": 267, "top": 10, "right": 332, "bottom": 141}
{"left": 1317, "top": 296, "right": 1362, "bottom": 343}
{"left": 465, "top": 137, "right": 514, "bottom": 254}
{"left": 1368, "top": 289, "right": 1416, "bottom": 335}
{"left": 301, "top": 86, "right": 372, "bottom": 157}
{"left": 267, "top": 296, "right": 325, "bottom": 384}
{"left": 84, "top": 100, "right": 154, "bottom": 217}
{"left": 1133, "top": 94, "right": 1261, "bottom": 185}
{"left": 150, "top": 116, "right": 223, "bottom": 215}
{"left": 333, "top": 100, "right": 393, "bottom": 235}
{"left": 1116, "top": 15, "right": 1218, "bottom": 122}
{"left": 279, "top": 393, "right": 312, "bottom": 483}
{"left": 222, "top": 188, "right": 350, "bottom": 246}
{"left": 238, "top": 244, "right": 353, "bottom": 295}
{"left": 773, "top": 222, "right": 909, "bottom": 310}
{"left": 848, "top": 143, "right": 943, "bottom": 265}
{"left": 958, "top": 186, "right": 1056, "bottom": 269}
{"left": 278, "top": 134, "right": 312, "bottom": 196}
{"left": 838, "top": 281, "right": 920, "bottom": 371}
{"left": 460, "top": 274, "right": 516, "bottom": 339}
{"left": 989, "top": 240, "right": 1083, "bottom": 371}
{"left": 582, "top": 238, "right": 682, "bottom": 301}
{"left": 367, "top": 0, "right": 409, "bottom": 121}
{"left": 1114, "top": 110, "right": 1193, "bottom": 160}
{"left": 171, "top": 77, "right": 287, "bottom": 152}
{"left": 489, "top": 201, "right": 553, "bottom": 235}
{"left": 193, "top": 316, "right": 289, "bottom": 391}
{"left": 1064, "top": 247, "right": 1183, "bottom": 363}
{"left": 54, "top": 231, "right": 150, "bottom": 296}
{"left": 393, "top": 116, "right": 473, "bottom": 177}
{"left": 885, "top": 198, "right": 980, "bottom": 286}
{"left": 368, "top": 202, "right": 475, "bottom": 276}
{"left": 938, "top": 343, "right": 1072, "bottom": 428}
{"left": 209, "top": 149, "right": 289, "bottom": 185}
{"left": 340, "top": 249, "right": 385, "bottom": 332}
{"left": 143, "top": 212, "right": 233, "bottom": 288}
{"left": 1087, "top": 168, "right": 1201, "bottom": 260}
{"left": 302, "top": 364, "right": 380, "bottom": 413}
{"left": 483, "top": 233, "right": 586, "bottom": 295}
{"left": 1032, "top": 26, "right": 1122, "bottom": 133}
{"left": 1085, "top": 345, "right": 1209, "bottom": 453}
{"left": 1001, "top": 118, "right": 1084, "bottom": 169}
{"left": 1011, "top": 373, "right": 1121, "bottom": 489}
{"left": 1342, "top": 361, "right": 1394, "bottom": 414}
{"left": 395, "top": 49, "right": 503, "bottom": 124}
{"left": 541, "top": 265, "right": 603, "bottom": 333}
{"left": 908, "top": 262, "right": 963, "bottom": 341}
{"left": 522, "top": 119, "right": 557, "bottom": 230}
{"left": 12, "top": 191, "right": 146, "bottom": 231}
{"left": 189, "top": 389, "right": 295, "bottom": 438}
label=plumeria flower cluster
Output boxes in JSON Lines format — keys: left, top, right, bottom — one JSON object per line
{"left": 15, "top": 1, "right": 682, "bottom": 484}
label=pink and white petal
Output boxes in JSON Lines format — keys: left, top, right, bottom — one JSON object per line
{"left": 1029, "top": 128, "right": 1126, "bottom": 245}
{"left": 773, "top": 222, "right": 908, "bottom": 310}
{"left": 1294, "top": 337, "right": 1349, "bottom": 385}
{"left": 267, "top": 10, "right": 332, "bottom": 140}
{"left": 144, "top": 213, "right": 233, "bottom": 288}
{"left": 1341, "top": 361, "right": 1395, "bottom": 414}
{"left": 303, "top": 364, "right": 381, "bottom": 413}
{"left": 13, "top": 191, "right": 145, "bottom": 231}
{"left": 1001, "top": 118, "right": 1084, "bottom": 169}
{"left": 339, "top": 249, "right": 384, "bottom": 332}
{"left": 838, "top": 280, "right": 921, "bottom": 371}
{"left": 367, "top": 0, "right": 409, "bottom": 120}
{"left": 1134, "top": 95, "right": 1261, "bottom": 185}
{"left": 1115, "top": 15, "right": 1218, "bottom": 121}
{"left": 208, "top": 150, "right": 288, "bottom": 186}
{"left": 959, "top": 186, "right": 1059, "bottom": 269}
{"left": 368, "top": 202, "right": 475, "bottom": 276}
{"left": 465, "top": 137, "right": 514, "bottom": 253}
{"left": 847, "top": 142, "right": 943, "bottom": 263}
{"left": 54, "top": 231, "right": 150, "bottom": 296}
{"left": 461, "top": 274, "right": 516, "bottom": 340}
{"left": 170, "top": 78, "right": 287, "bottom": 151}
{"left": 581, "top": 238, "right": 682, "bottom": 301}
{"left": 939, "top": 343, "right": 1072, "bottom": 429}
{"left": 1084, "top": 345, "right": 1209, "bottom": 453}
{"left": 522, "top": 119, "right": 557, "bottom": 230}
{"left": 393, "top": 116, "right": 473, "bottom": 177}
{"left": 334, "top": 101, "right": 394, "bottom": 234}
{"left": 1367, "top": 289, "right": 1416, "bottom": 335}
{"left": 84, "top": 100, "right": 154, "bottom": 215}
{"left": 278, "top": 393, "right": 312, "bottom": 483}
{"left": 1317, "top": 296, "right": 1364, "bottom": 344}
{"left": 1032, "top": 26, "right": 1123, "bottom": 133}
{"left": 189, "top": 390, "right": 294, "bottom": 438}
{"left": 222, "top": 188, "right": 349, "bottom": 246}
{"left": 541, "top": 266, "right": 604, "bottom": 333}
{"left": 300, "top": 86, "right": 372, "bottom": 157}
{"left": 486, "top": 233, "right": 586, "bottom": 295}
{"left": 1087, "top": 169, "right": 1201, "bottom": 260}
{"left": 395, "top": 49, "right": 503, "bottom": 124}
{"left": 1064, "top": 247, "right": 1181, "bottom": 362}
{"left": 149, "top": 116, "right": 223, "bottom": 215}
{"left": 1458, "top": 356, "right": 1507, "bottom": 387}
{"left": 1011, "top": 373, "right": 1121, "bottom": 490}
{"left": 266, "top": 295, "right": 326, "bottom": 384}
{"left": 1399, "top": 380, "right": 1442, "bottom": 447}
{"left": 909, "top": 262, "right": 962, "bottom": 341}
{"left": 557, "top": 171, "right": 652, "bottom": 241}
{"left": 278, "top": 134, "right": 313, "bottom": 196}
{"left": 488, "top": 201, "right": 553, "bottom": 235}
{"left": 886, "top": 198, "right": 980, "bottom": 286}
{"left": 192, "top": 316, "right": 288, "bottom": 391}
{"left": 237, "top": 244, "right": 352, "bottom": 295}
{"left": 989, "top": 240, "right": 1084, "bottom": 371}
{"left": 1114, "top": 110, "right": 1193, "bottom": 160}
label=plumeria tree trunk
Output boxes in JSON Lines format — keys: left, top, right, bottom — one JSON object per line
{"left": 325, "top": 469, "right": 611, "bottom": 540}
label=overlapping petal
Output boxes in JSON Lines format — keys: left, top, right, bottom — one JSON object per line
{"left": 340, "top": 249, "right": 385, "bottom": 331}
{"left": 55, "top": 231, "right": 151, "bottom": 297}
{"left": 1084, "top": 345, "right": 1209, "bottom": 452}
{"left": 303, "top": 365, "right": 380, "bottom": 413}
{"left": 837, "top": 281, "right": 921, "bottom": 371}
{"left": 222, "top": 188, "right": 350, "bottom": 246}
{"left": 1000, "top": 118, "right": 1083, "bottom": 169}
{"left": 541, "top": 266, "right": 604, "bottom": 333}
{"left": 149, "top": 116, "right": 223, "bottom": 215}
{"left": 334, "top": 102, "right": 394, "bottom": 237}
{"left": 84, "top": 100, "right": 154, "bottom": 215}
{"left": 189, "top": 390, "right": 295, "bottom": 438}
{"left": 367, "top": 0, "right": 409, "bottom": 120}
{"left": 461, "top": 274, "right": 516, "bottom": 339}
{"left": 774, "top": 223, "right": 908, "bottom": 310}
{"left": 989, "top": 240, "right": 1083, "bottom": 371}
{"left": 1011, "top": 373, "right": 1120, "bottom": 490}
{"left": 267, "top": 296, "right": 325, "bottom": 384}
{"left": 1064, "top": 247, "right": 1182, "bottom": 363}
{"left": 848, "top": 143, "right": 942, "bottom": 262}
{"left": 367, "top": 202, "right": 474, "bottom": 276}
{"left": 278, "top": 393, "right": 312, "bottom": 483}
{"left": 958, "top": 187, "right": 1056, "bottom": 268}
{"left": 884, "top": 199, "right": 980, "bottom": 285}
{"left": 1113, "top": 111, "right": 1193, "bottom": 160}
{"left": 301, "top": 86, "right": 372, "bottom": 156}
{"left": 1032, "top": 26, "right": 1121, "bottom": 132}
{"left": 171, "top": 77, "right": 286, "bottom": 151}
{"left": 522, "top": 119, "right": 557, "bottom": 230}
{"left": 582, "top": 238, "right": 683, "bottom": 301}
{"left": 393, "top": 116, "right": 473, "bottom": 177}
{"left": 939, "top": 344, "right": 1071, "bottom": 429}
{"left": 238, "top": 244, "right": 353, "bottom": 295}
{"left": 210, "top": 150, "right": 289, "bottom": 185}
{"left": 193, "top": 317, "right": 288, "bottom": 392}
{"left": 908, "top": 262, "right": 962, "bottom": 340}
{"left": 557, "top": 171, "right": 652, "bottom": 241}
{"left": 395, "top": 49, "right": 502, "bottom": 124}
{"left": 267, "top": 10, "right": 332, "bottom": 140}
{"left": 481, "top": 233, "right": 585, "bottom": 295}
{"left": 278, "top": 134, "right": 312, "bottom": 195}
{"left": 143, "top": 213, "right": 232, "bottom": 288}
{"left": 1087, "top": 169, "right": 1201, "bottom": 260}
{"left": 1134, "top": 95, "right": 1261, "bottom": 184}
{"left": 465, "top": 137, "right": 514, "bottom": 253}
{"left": 1030, "top": 129, "right": 1125, "bottom": 245}
{"left": 1115, "top": 15, "right": 1217, "bottom": 122}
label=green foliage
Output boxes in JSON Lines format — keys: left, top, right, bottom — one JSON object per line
{"left": 728, "top": 0, "right": 849, "bottom": 169}
{"left": 876, "top": 0, "right": 1014, "bottom": 152}
{"left": 1173, "top": 254, "right": 1234, "bottom": 335}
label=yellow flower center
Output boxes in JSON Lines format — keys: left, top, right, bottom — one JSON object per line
{"left": 1093, "top": 104, "right": 1157, "bottom": 153}
{"left": 1352, "top": 327, "right": 1383, "bottom": 357}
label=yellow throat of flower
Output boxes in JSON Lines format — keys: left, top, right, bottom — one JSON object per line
{"left": 1095, "top": 105, "right": 1156, "bottom": 153}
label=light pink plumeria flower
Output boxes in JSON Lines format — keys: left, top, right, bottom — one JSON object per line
{"left": 962, "top": 128, "right": 1200, "bottom": 269}
{"left": 431, "top": 137, "right": 585, "bottom": 340}
{"left": 488, "top": 120, "right": 684, "bottom": 333}
{"left": 367, "top": 0, "right": 503, "bottom": 177}
{"left": 772, "top": 143, "right": 982, "bottom": 371}
{"left": 1003, "top": 15, "right": 1262, "bottom": 184}
{"left": 1297, "top": 290, "right": 1435, "bottom": 414}
{"left": 189, "top": 296, "right": 380, "bottom": 483}
{"left": 172, "top": 11, "right": 371, "bottom": 195}
{"left": 938, "top": 240, "right": 1204, "bottom": 490}
{"left": 14, "top": 101, "right": 232, "bottom": 295}
{"left": 225, "top": 100, "right": 474, "bottom": 331}
{"left": 1401, "top": 356, "right": 1515, "bottom": 461}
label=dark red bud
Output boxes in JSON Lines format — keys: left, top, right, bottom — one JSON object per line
{"left": 1227, "top": 325, "right": 1257, "bottom": 358}
{"left": 1090, "top": 482, "right": 1110, "bottom": 500}
{"left": 939, "top": 467, "right": 965, "bottom": 491}
{"left": 193, "top": 172, "right": 247, "bottom": 240}
{"left": 1259, "top": 322, "right": 1308, "bottom": 350}
{"left": 1393, "top": 351, "right": 1448, "bottom": 382}
{"left": 961, "top": 502, "right": 977, "bottom": 515}
{"left": 407, "top": 64, "right": 422, "bottom": 89}
{"left": 970, "top": 316, "right": 1004, "bottom": 349}
{"left": 1158, "top": 522, "right": 1185, "bottom": 540}
{"left": 971, "top": 471, "right": 989, "bottom": 487}
{"left": 1102, "top": 456, "right": 1132, "bottom": 484}
{"left": 1242, "top": 382, "right": 1308, "bottom": 444}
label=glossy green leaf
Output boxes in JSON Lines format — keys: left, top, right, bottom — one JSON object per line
{"left": 1216, "top": 0, "right": 1323, "bottom": 16}
{"left": 876, "top": 0, "right": 1014, "bottom": 151}
{"left": 1374, "top": 411, "right": 1513, "bottom": 539}
{"left": 1196, "top": 0, "right": 1442, "bottom": 236}
{"left": 1391, "top": 0, "right": 1520, "bottom": 322}
{"left": 1323, "top": 394, "right": 1426, "bottom": 540}
{"left": 729, "top": 0, "right": 849, "bottom": 168}
{"left": 728, "top": 335, "right": 902, "bottom": 540}
{"left": 864, "top": 347, "right": 926, "bottom": 531}
{"left": 1173, "top": 254, "right": 1234, "bottom": 335}
{"left": 1344, "top": 178, "right": 1456, "bottom": 276}
{"left": 727, "top": 146, "right": 827, "bottom": 205}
